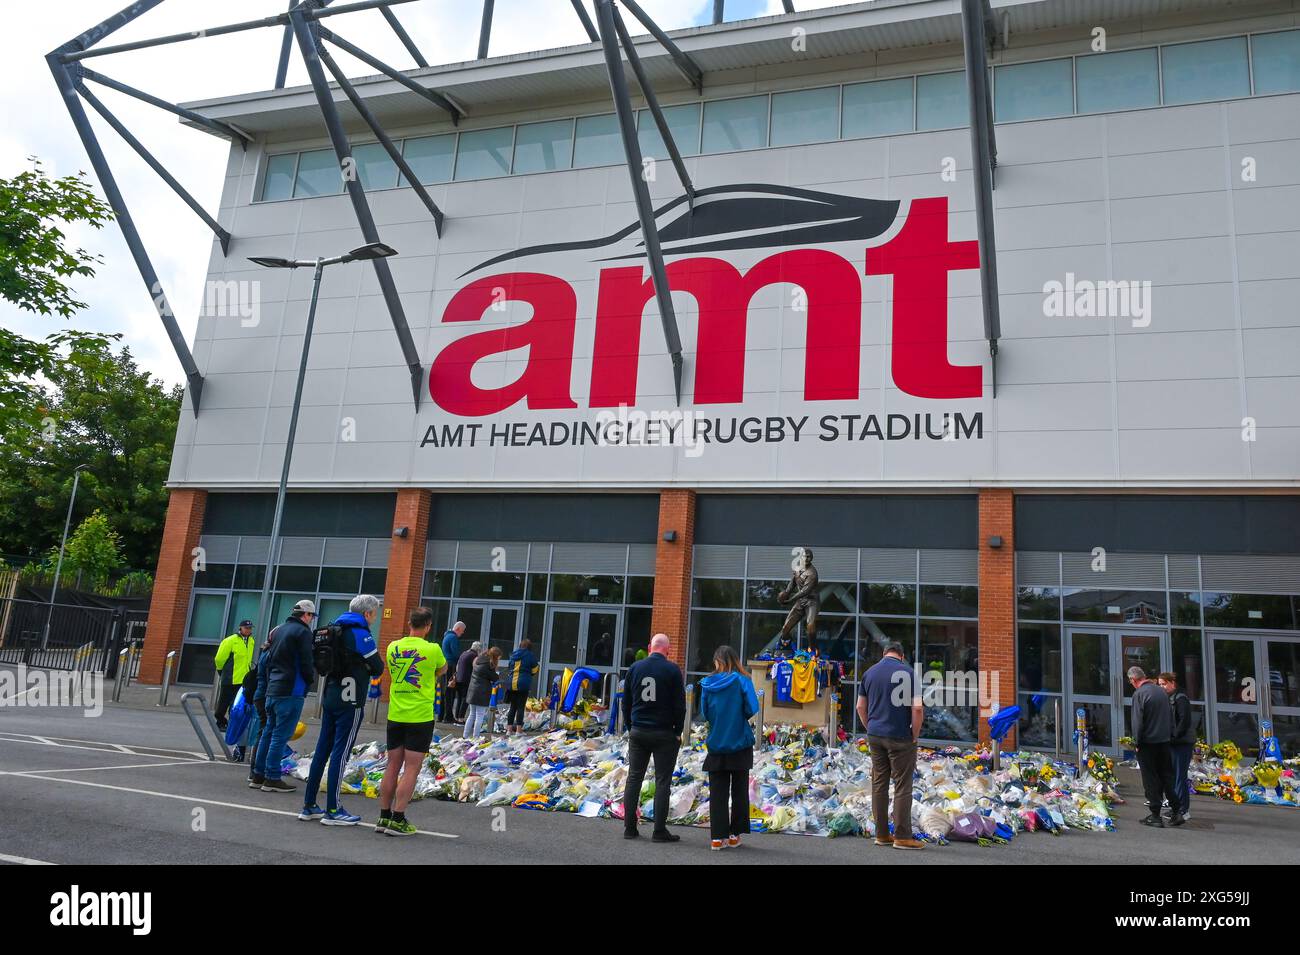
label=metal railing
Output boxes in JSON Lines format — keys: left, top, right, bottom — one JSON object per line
{"left": 0, "top": 595, "right": 145, "bottom": 673}
{"left": 180, "top": 691, "right": 233, "bottom": 761}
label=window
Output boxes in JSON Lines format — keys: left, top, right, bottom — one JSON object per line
{"left": 770, "top": 86, "right": 840, "bottom": 146}
{"left": 455, "top": 571, "right": 525, "bottom": 600}
{"left": 423, "top": 569, "right": 452, "bottom": 597}
{"left": 454, "top": 127, "right": 514, "bottom": 180}
{"left": 573, "top": 114, "right": 622, "bottom": 167}
{"left": 1017, "top": 586, "right": 1061, "bottom": 621}
{"left": 702, "top": 95, "right": 768, "bottom": 153}
{"left": 352, "top": 142, "right": 397, "bottom": 190}
{"left": 842, "top": 77, "right": 914, "bottom": 138}
{"left": 1062, "top": 589, "right": 1168, "bottom": 625}
{"left": 693, "top": 578, "right": 743, "bottom": 608}
{"left": 1252, "top": 30, "right": 1300, "bottom": 94}
{"left": 275, "top": 565, "right": 319, "bottom": 591}
{"left": 262, "top": 154, "right": 297, "bottom": 200}
{"left": 1075, "top": 48, "right": 1160, "bottom": 113}
{"left": 319, "top": 567, "right": 362, "bottom": 593}
{"left": 916, "top": 71, "right": 967, "bottom": 130}
{"left": 401, "top": 134, "right": 455, "bottom": 185}
{"left": 860, "top": 582, "right": 916, "bottom": 616}
{"left": 1017, "top": 623, "right": 1062, "bottom": 692}
{"left": 549, "top": 574, "right": 624, "bottom": 604}
{"left": 1162, "top": 36, "right": 1250, "bottom": 105}
{"left": 919, "top": 584, "right": 979, "bottom": 618}
{"left": 512, "top": 119, "right": 573, "bottom": 174}
{"left": 293, "top": 148, "right": 341, "bottom": 197}
{"left": 194, "top": 564, "right": 234, "bottom": 589}
{"left": 636, "top": 103, "right": 701, "bottom": 158}
{"left": 995, "top": 58, "right": 1073, "bottom": 121}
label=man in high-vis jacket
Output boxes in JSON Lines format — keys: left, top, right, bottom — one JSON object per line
{"left": 213, "top": 620, "right": 256, "bottom": 731}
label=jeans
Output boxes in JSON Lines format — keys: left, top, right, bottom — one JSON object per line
{"left": 1170, "top": 742, "right": 1194, "bottom": 815}
{"left": 1136, "top": 741, "right": 1180, "bottom": 817}
{"left": 253, "top": 696, "right": 304, "bottom": 781}
{"left": 624, "top": 727, "right": 680, "bottom": 834}
{"left": 464, "top": 704, "right": 491, "bottom": 738}
{"left": 708, "top": 769, "right": 750, "bottom": 841}
{"left": 868, "top": 735, "right": 917, "bottom": 840}
{"left": 304, "top": 705, "right": 365, "bottom": 811}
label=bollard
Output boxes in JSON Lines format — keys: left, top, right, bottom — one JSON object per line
{"left": 1054, "top": 698, "right": 1062, "bottom": 758}
{"left": 314, "top": 675, "right": 325, "bottom": 719}
{"left": 370, "top": 689, "right": 381, "bottom": 725}
{"left": 753, "top": 688, "right": 766, "bottom": 750}
{"left": 827, "top": 692, "right": 838, "bottom": 745}
{"left": 681, "top": 683, "right": 694, "bottom": 748}
{"left": 1075, "top": 707, "right": 1087, "bottom": 776}
{"left": 991, "top": 737, "right": 1001, "bottom": 772}
{"left": 113, "top": 648, "right": 130, "bottom": 702}
{"left": 157, "top": 650, "right": 177, "bottom": 707}
{"left": 210, "top": 669, "right": 221, "bottom": 710}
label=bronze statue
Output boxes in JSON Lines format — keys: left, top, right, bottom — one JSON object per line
{"left": 777, "top": 546, "right": 819, "bottom": 652}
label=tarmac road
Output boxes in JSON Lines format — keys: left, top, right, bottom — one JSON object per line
{"left": 1, "top": 695, "right": 1298, "bottom": 866}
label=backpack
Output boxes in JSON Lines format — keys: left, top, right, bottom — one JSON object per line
{"left": 312, "top": 621, "right": 354, "bottom": 679}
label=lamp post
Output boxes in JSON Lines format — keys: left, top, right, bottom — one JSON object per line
{"left": 43, "top": 463, "right": 91, "bottom": 649}
{"left": 247, "top": 242, "right": 398, "bottom": 648}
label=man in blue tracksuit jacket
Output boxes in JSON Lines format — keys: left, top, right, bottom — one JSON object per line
{"left": 299, "top": 595, "right": 385, "bottom": 825}
{"left": 251, "top": 600, "right": 317, "bottom": 791}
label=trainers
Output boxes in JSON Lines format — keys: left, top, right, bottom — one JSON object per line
{"left": 231, "top": 745, "right": 245, "bottom": 763}
{"left": 875, "top": 834, "right": 895, "bottom": 847}
{"left": 261, "top": 778, "right": 295, "bottom": 793}
{"left": 727, "top": 835, "right": 741, "bottom": 848}
{"left": 387, "top": 818, "right": 418, "bottom": 837}
{"left": 374, "top": 817, "right": 392, "bottom": 834}
{"left": 298, "top": 804, "right": 326, "bottom": 821}
{"left": 1168, "top": 813, "right": 1187, "bottom": 827}
{"left": 623, "top": 829, "right": 640, "bottom": 840}
{"left": 892, "top": 838, "right": 926, "bottom": 850}
{"left": 322, "top": 807, "right": 362, "bottom": 827}
{"left": 248, "top": 775, "right": 265, "bottom": 789}
{"left": 1140, "top": 814, "right": 1165, "bottom": 828}
{"left": 710, "top": 839, "right": 726, "bottom": 851}
{"left": 651, "top": 830, "right": 680, "bottom": 843}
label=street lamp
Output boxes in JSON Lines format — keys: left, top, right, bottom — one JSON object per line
{"left": 247, "top": 242, "right": 398, "bottom": 648}
{"left": 44, "top": 463, "right": 91, "bottom": 648}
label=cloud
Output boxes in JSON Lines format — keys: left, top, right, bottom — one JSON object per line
{"left": 2, "top": 0, "right": 855, "bottom": 387}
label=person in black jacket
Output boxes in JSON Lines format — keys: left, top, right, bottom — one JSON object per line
{"left": 251, "top": 600, "right": 317, "bottom": 792}
{"left": 463, "top": 646, "right": 501, "bottom": 739}
{"left": 621, "top": 633, "right": 686, "bottom": 843}
{"left": 300, "top": 594, "right": 386, "bottom": 826}
{"left": 1129, "top": 666, "right": 1184, "bottom": 828}
{"left": 1159, "top": 671, "right": 1196, "bottom": 821}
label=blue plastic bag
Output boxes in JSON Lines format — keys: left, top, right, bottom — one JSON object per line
{"left": 224, "top": 688, "right": 252, "bottom": 745}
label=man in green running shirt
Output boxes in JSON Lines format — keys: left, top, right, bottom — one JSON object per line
{"left": 378, "top": 606, "right": 446, "bottom": 836}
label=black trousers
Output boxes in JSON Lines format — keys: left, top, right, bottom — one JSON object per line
{"left": 1137, "top": 741, "right": 1180, "bottom": 816}
{"left": 624, "top": 728, "right": 680, "bottom": 834}
{"left": 451, "top": 683, "right": 469, "bottom": 721}
{"left": 707, "top": 769, "right": 751, "bottom": 840}
{"left": 506, "top": 689, "right": 528, "bottom": 727}
{"left": 214, "top": 681, "right": 238, "bottom": 723}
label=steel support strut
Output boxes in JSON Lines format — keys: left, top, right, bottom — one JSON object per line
{"left": 381, "top": 5, "right": 428, "bottom": 67}
{"left": 478, "top": 0, "right": 495, "bottom": 59}
{"left": 618, "top": 0, "right": 704, "bottom": 94}
{"left": 290, "top": 3, "right": 424, "bottom": 409}
{"left": 79, "top": 67, "right": 251, "bottom": 145}
{"left": 571, "top": 0, "right": 600, "bottom": 42}
{"left": 317, "top": 44, "right": 445, "bottom": 235}
{"left": 594, "top": 0, "right": 684, "bottom": 405}
{"left": 315, "top": 26, "right": 463, "bottom": 123}
{"left": 47, "top": 50, "right": 205, "bottom": 414}
{"left": 960, "top": 0, "right": 1001, "bottom": 396}
{"left": 76, "top": 82, "right": 232, "bottom": 253}
{"left": 610, "top": 4, "right": 695, "bottom": 207}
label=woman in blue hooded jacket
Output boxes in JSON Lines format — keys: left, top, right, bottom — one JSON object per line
{"left": 698, "top": 645, "right": 760, "bottom": 851}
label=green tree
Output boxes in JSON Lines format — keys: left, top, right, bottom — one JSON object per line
{"left": 61, "top": 509, "right": 124, "bottom": 589}
{"left": 0, "top": 160, "right": 118, "bottom": 435}
{"left": 0, "top": 342, "right": 181, "bottom": 571}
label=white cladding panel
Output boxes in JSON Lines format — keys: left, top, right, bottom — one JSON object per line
{"left": 172, "top": 93, "right": 1300, "bottom": 490}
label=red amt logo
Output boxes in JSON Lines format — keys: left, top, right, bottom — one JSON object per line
{"left": 428, "top": 197, "right": 981, "bottom": 416}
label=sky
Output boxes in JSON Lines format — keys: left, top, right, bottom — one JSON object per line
{"left": 2, "top": 0, "right": 854, "bottom": 388}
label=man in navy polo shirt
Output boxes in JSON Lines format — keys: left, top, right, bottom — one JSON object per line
{"left": 856, "top": 641, "right": 924, "bottom": 850}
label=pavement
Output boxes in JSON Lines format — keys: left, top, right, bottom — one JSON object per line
{"left": 2, "top": 665, "right": 1299, "bottom": 865}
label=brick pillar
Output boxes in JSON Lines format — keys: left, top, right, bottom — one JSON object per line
{"left": 978, "top": 487, "right": 1017, "bottom": 747}
{"left": 140, "top": 489, "right": 207, "bottom": 684}
{"left": 650, "top": 489, "right": 695, "bottom": 671}
{"left": 379, "top": 489, "right": 432, "bottom": 688}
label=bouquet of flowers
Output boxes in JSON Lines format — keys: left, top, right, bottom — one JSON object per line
{"left": 1213, "top": 740, "right": 1244, "bottom": 769}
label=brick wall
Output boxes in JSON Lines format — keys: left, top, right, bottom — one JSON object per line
{"left": 139, "top": 489, "right": 207, "bottom": 684}
{"left": 650, "top": 490, "right": 695, "bottom": 670}
{"left": 977, "top": 487, "right": 1017, "bottom": 747}
{"left": 379, "top": 490, "right": 432, "bottom": 694}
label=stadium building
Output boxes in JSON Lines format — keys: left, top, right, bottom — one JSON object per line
{"left": 128, "top": 0, "right": 1300, "bottom": 755}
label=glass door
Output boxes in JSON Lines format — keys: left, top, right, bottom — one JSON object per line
{"left": 1264, "top": 638, "right": 1300, "bottom": 756}
{"left": 1118, "top": 631, "right": 1164, "bottom": 741}
{"left": 1210, "top": 634, "right": 1262, "bottom": 756}
{"left": 451, "top": 602, "right": 522, "bottom": 660}
{"left": 1067, "top": 629, "right": 1118, "bottom": 751}
{"left": 543, "top": 607, "right": 622, "bottom": 704}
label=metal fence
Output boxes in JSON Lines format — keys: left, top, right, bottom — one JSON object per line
{"left": 0, "top": 596, "right": 147, "bottom": 674}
